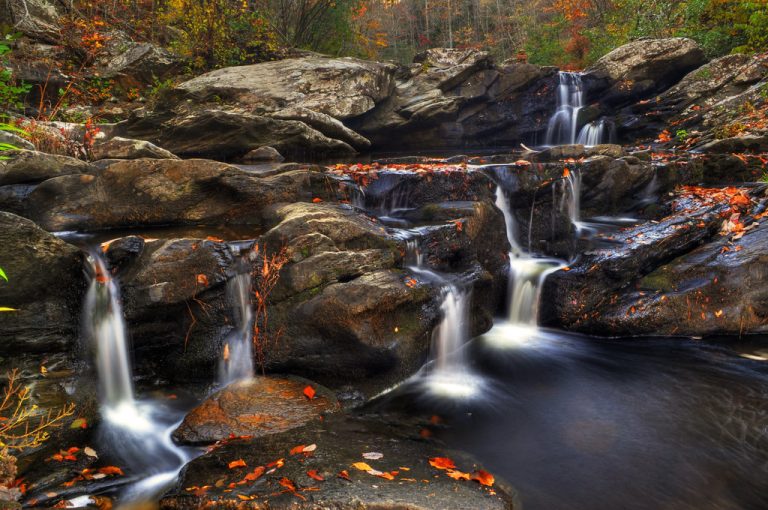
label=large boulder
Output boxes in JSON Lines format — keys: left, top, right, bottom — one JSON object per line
{"left": 90, "top": 136, "right": 178, "bottom": 161}
{"left": 0, "top": 212, "right": 84, "bottom": 353}
{"left": 354, "top": 49, "right": 557, "bottom": 149}
{"left": 162, "top": 414, "right": 518, "bottom": 510}
{"left": 175, "top": 56, "right": 396, "bottom": 120}
{"left": 26, "top": 159, "right": 336, "bottom": 231}
{"left": 586, "top": 38, "right": 707, "bottom": 105}
{"left": 173, "top": 377, "right": 339, "bottom": 444}
{"left": 120, "top": 108, "right": 356, "bottom": 160}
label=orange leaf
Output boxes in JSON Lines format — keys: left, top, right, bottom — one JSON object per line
{"left": 278, "top": 477, "right": 296, "bottom": 491}
{"left": 513, "top": 160, "right": 531, "bottom": 166}
{"left": 471, "top": 469, "right": 495, "bottom": 487}
{"left": 98, "top": 466, "right": 124, "bottom": 476}
{"left": 312, "top": 198, "right": 323, "bottom": 203}
{"left": 243, "top": 466, "right": 265, "bottom": 482}
{"left": 228, "top": 459, "right": 247, "bottom": 469}
{"left": 563, "top": 167, "right": 570, "bottom": 178}
{"left": 377, "top": 471, "right": 396, "bottom": 480}
{"left": 237, "top": 494, "right": 255, "bottom": 501}
{"left": 352, "top": 462, "right": 373, "bottom": 471}
{"left": 429, "top": 457, "right": 456, "bottom": 470}
{"left": 307, "top": 469, "right": 324, "bottom": 481}
{"left": 445, "top": 469, "right": 471, "bottom": 480}
{"left": 290, "top": 445, "right": 306, "bottom": 455}
{"left": 303, "top": 386, "right": 316, "bottom": 400}
{"left": 338, "top": 470, "right": 351, "bottom": 481}
{"left": 196, "top": 274, "right": 209, "bottom": 286}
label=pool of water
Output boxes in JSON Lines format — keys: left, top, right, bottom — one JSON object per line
{"left": 372, "top": 330, "right": 768, "bottom": 510}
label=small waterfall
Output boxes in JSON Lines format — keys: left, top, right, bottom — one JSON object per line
{"left": 546, "top": 72, "right": 585, "bottom": 145}
{"left": 83, "top": 253, "right": 195, "bottom": 503}
{"left": 486, "top": 185, "right": 565, "bottom": 347}
{"left": 577, "top": 119, "right": 605, "bottom": 146}
{"left": 84, "top": 254, "right": 138, "bottom": 420}
{"left": 404, "top": 236, "right": 479, "bottom": 398}
{"left": 219, "top": 249, "right": 255, "bottom": 386}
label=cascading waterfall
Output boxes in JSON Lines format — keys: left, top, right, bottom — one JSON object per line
{"left": 218, "top": 249, "right": 255, "bottom": 386}
{"left": 546, "top": 72, "right": 585, "bottom": 145}
{"left": 563, "top": 168, "right": 587, "bottom": 236}
{"left": 546, "top": 72, "right": 608, "bottom": 146}
{"left": 484, "top": 186, "right": 565, "bottom": 347}
{"left": 404, "top": 236, "right": 479, "bottom": 398}
{"left": 83, "top": 253, "right": 194, "bottom": 503}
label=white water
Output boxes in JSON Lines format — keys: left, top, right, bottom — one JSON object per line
{"left": 83, "top": 253, "right": 195, "bottom": 503}
{"left": 485, "top": 186, "right": 564, "bottom": 348}
{"left": 404, "top": 237, "right": 481, "bottom": 398}
{"left": 218, "top": 250, "right": 255, "bottom": 386}
{"left": 546, "top": 72, "right": 608, "bottom": 146}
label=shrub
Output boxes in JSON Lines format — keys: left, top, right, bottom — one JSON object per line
{"left": 0, "top": 35, "right": 31, "bottom": 112}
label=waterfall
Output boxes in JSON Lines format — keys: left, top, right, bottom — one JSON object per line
{"left": 546, "top": 72, "right": 585, "bottom": 145}
{"left": 564, "top": 168, "right": 586, "bottom": 236}
{"left": 485, "top": 185, "right": 564, "bottom": 347}
{"left": 84, "top": 253, "right": 139, "bottom": 420}
{"left": 546, "top": 72, "right": 608, "bottom": 147}
{"left": 83, "top": 253, "right": 195, "bottom": 503}
{"left": 404, "top": 236, "right": 479, "bottom": 398}
{"left": 218, "top": 249, "right": 255, "bottom": 386}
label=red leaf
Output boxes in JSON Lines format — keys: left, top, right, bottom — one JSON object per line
{"left": 289, "top": 445, "right": 306, "bottom": 455}
{"left": 338, "top": 469, "right": 351, "bottom": 481}
{"left": 307, "top": 469, "right": 324, "bottom": 481}
{"left": 228, "top": 459, "right": 247, "bottom": 469}
{"left": 429, "top": 457, "right": 456, "bottom": 470}
{"left": 471, "top": 469, "right": 495, "bottom": 487}
{"left": 243, "top": 466, "right": 265, "bottom": 482}
{"left": 303, "top": 386, "right": 316, "bottom": 400}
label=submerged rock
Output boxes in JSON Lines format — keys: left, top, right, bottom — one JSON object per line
{"left": 173, "top": 376, "right": 339, "bottom": 444}
{"left": 163, "top": 414, "right": 517, "bottom": 510}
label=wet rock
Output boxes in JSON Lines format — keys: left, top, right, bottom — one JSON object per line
{"left": 90, "top": 137, "right": 179, "bottom": 161}
{"left": 120, "top": 108, "right": 356, "bottom": 160}
{"left": 173, "top": 376, "right": 339, "bottom": 444}
{"left": 27, "top": 159, "right": 336, "bottom": 231}
{"left": 0, "top": 150, "right": 91, "bottom": 186}
{"left": 241, "top": 146, "right": 284, "bottom": 163}
{"left": 162, "top": 414, "right": 517, "bottom": 510}
{"left": 698, "top": 135, "right": 768, "bottom": 154}
{"left": 586, "top": 37, "right": 706, "bottom": 106}
{"left": 0, "top": 212, "right": 84, "bottom": 354}
{"left": 533, "top": 144, "right": 625, "bottom": 161}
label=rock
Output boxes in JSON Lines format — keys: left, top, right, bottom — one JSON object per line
{"left": 241, "top": 146, "right": 284, "bottom": 162}
{"left": 90, "top": 137, "right": 179, "bottom": 161}
{"left": 0, "top": 212, "right": 84, "bottom": 354}
{"left": 176, "top": 56, "right": 396, "bottom": 120}
{"left": 533, "top": 144, "right": 625, "bottom": 161}
{"left": 172, "top": 376, "right": 339, "bottom": 444}
{"left": 698, "top": 135, "right": 768, "bottom": 154}
{"left": 0, "top": 131, "right": 35, "bottom": 151}
{"left": 162, "top": 414, "right": 518, "bottom": 510}
{"left": 271, "top": 107, "right": 371, "bottom": 150}
{"left": 0, "top": 150, "right": 91, "bottom": 186}
{"left": 7, "top": 0, "right": 61, "bottom": 43}
{"left": 586, "top": 38, "right": 707, "bottom": 105}
{"left": 26, "top": 159, "right": 335, "bottom": 231}
{"left": 355, "top": 51, "right": 557, "bottom": 150}
{"left": 120, "top": 108, "right": 356, "bottom": 160}
{"left": 95, "top": 42, "right": 181, "bottom": 87}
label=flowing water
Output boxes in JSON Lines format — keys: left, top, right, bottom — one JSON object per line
{"left": 83, "top": 253, "right": 197, "bottom": 504}
{"left": 546, "top": 72, "right": 609, "bottom": 146}
{"left": 218, "top": 247, "right": 255, "bottom": 386}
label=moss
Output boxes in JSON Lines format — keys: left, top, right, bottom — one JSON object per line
{"left": 639, "top": 270, "right": 675, "bottom": 292}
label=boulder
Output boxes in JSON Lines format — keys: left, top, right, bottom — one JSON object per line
{"left": 586, "top": 38, "right": 707, "bottom": 105}
{"left": 90, "top": 137, "right": 179, "bottom": 161}
{"left": 7, "top": 0, "right": 61, "bottom": 43}
{"left": 0, "top": 150, "right": 91, "bottom": 186}
{"left": 95, "top": 41, "right": 181, "bottom": 87}
{"left": 120, "top": 108, "right": 356, "bottom": 160}
{"left": 162, "top": 414, "right": 518, "bottom": 510}
{"left": 271, "top": 107, "right": 371, "bottom": 150}
{"left": 175, "top": 56, "right": 396, "bottom": 120}
{"left": 0, "top": 212, "right": 84, "bottom": 354}
{"left": 26, "top": 159, "right": 336, "bottom": 231}
{"left": 173, "top": 377, "right": 339, "bottom": 444}
{"left": 241, "top": 146, "right": 284, "bottom": 163}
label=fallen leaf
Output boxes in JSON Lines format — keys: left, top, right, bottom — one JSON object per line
{"left": 243, "top": 466, "right": 265, "bottom": 482}
{"left": 228, "top": 459, "right": 247, "bottom": 469}
{"left": 278, "top": 477, "right": 297, "bottom": 491}
{"left": 445, "top": 469, "right": 471, "bottom": 480}
{"left": 471, "top": 469, "right": 495, "bottom": 487}
{"left": 290, "top": 445, "right": 306, "bottom": 455}
{"left": 312, "top": 198, "right": 323, "bottom": 203}
{"left": 196, "top": 274, "right": 209, "bottom": 286}
{"left": 237, "top": 494, "right": 254, "bottom": 501}
{"left": 307, "top": 469, "right": 324, "bottom": 481}
{"left": 352, "top": 462, "right": 374, "bottom": 471}
{"left": 338, "top": 470, "right": 351, "bottom": 481}
{"left": 84, "top": 447, "right": 98, "bottom": 458}
{"left": 303, "top": 386, "right": 316, "bottom": 400}
{"left": 363, "top": 452, "right": 383, "bottom": 460}
{"left": 98, "top": 466, "right": 124, "bottom": 476}
{"left": 429, "top": 457, "right": 456, "bottom": 470}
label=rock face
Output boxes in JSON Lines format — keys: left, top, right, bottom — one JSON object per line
{"left": 0, "top": 212, "right": 84, "bottom": 354}
{"left": 176, "top": 56, "right": 396, "bottom": 120}
{"left": 541, "top": 186, "right": 768, "bottom": 336}
{"left": 173, "top": 377, "right": 339, "bottom": 444}
{"left": 90, "top": 137, "right": 179, "bottom": 161}
{"left": 95, "top": 42, "right": 181, "bottom": 87}
{"left": 7, "top": 0, "right": 61, "bottom": 43}
{"left": 0, "top": 151, "right": 91, "bottom": 186}
{"left": 26, "top": 159, "right": 334, "bottom": 231}
{"left": 586, "top": 37, "right": 707, "bottom": 106}
{"left": 163, "top": 414, "right": 518, "bottom": 510}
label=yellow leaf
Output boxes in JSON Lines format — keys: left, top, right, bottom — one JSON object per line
{"left": 0, "top": 307, "right": 18, "bottom": 312}
{"left": 352, "top": 462, "right": 373, "bottom": 471}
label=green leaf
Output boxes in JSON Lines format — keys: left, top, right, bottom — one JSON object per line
{"left": 0, "top": 123, "right": 28, "bottom": 136}
{"left": 0, "top": 267, "right": 6, "bottom": 282}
